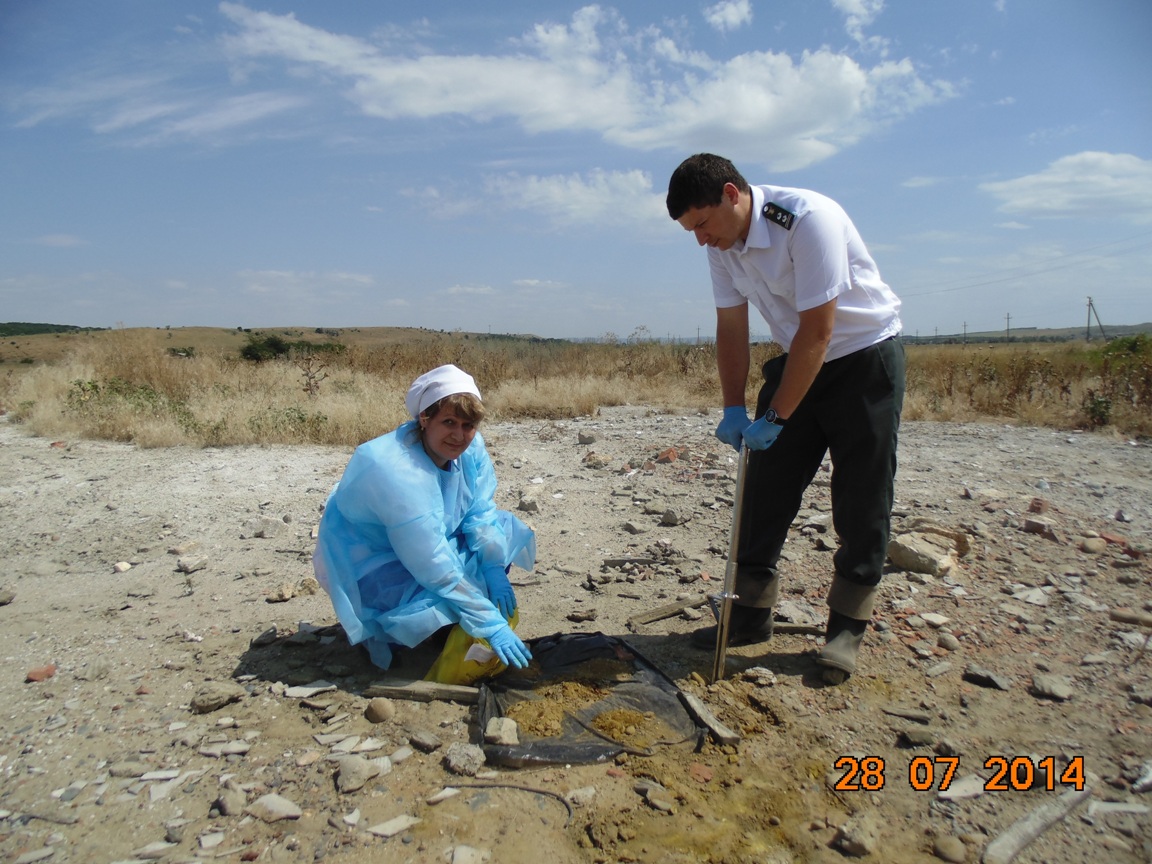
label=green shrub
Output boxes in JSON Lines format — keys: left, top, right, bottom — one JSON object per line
{"left": 240, "top": 333, "right": 346, "bottom": 363}
{"left": 1081, "top": 389, "right": 1112, "bottom": 427}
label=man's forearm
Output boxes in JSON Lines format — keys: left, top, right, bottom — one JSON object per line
{"left": 716, "top": 305, "right": 750, "bottom": 407}
{"left": 770, "top": 305, "right": 834, "bottom": 417}
{"left": 771, "top": 339, "right": 825, "bottom": 417}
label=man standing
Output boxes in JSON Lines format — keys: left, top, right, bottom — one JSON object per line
{"left": 666, "top": 153, "right": 905, "bottom": 680}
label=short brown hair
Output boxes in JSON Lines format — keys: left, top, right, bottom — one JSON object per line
{"left": 422, "top": 392, "right": 485, "bottom": 425}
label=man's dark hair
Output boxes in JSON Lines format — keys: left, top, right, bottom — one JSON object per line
{"left": 666, "top": 153, "right": 749, "bottom": 220}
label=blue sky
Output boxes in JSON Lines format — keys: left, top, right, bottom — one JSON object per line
{"left": 2, "top": 1, "right": 1150, "bottom": 340}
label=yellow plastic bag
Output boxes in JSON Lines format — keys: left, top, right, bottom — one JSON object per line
{"left": 424, "top": 610, "right": 520, "bottom": 685}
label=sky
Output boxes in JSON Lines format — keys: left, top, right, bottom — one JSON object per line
{"left": 2, "top": 1, "right": 1150, "bottom": 341}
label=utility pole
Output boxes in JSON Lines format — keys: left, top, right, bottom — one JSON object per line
{"left": 962, "top": 322, "right": 967, "bottom": 345}
{"left": 1005, "top": 313, "right": 1011, "bottom": 343}
{"left": 1086, "top": 297, "right": 1107, "bottom": 342}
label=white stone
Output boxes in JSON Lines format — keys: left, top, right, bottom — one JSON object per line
{"left": 390, "top": 745, "right": 415, "bottom": 763}
{"left": 330, "top": 735, "right": 360, "bottom": 754}
{"left": 353, "top": 737, "right": 387, "bottom": 753}
{"left": 427, "top": 787, "right": 461, "bottom": 805}
{"left": 452, "top": 846, "right": 489, "bottom": 864}
{"left": 313, "top": 732, "right": 353, "bottom": 746}
{"left": 565, "top": 786, "right": 598, "bottom": 808}
{"left": 1012, "top": 587, "right": 1049, "bottom": 606}
{"left": 937, "top": 773, "right": 987, "bottom": 801}
{"left": 139, "top": 770, "right": 180, "bottom": 781}
{"left": 130, "top": 842, "right": 177, "bottom": 859}
{"left": 483, "top": 716, "right": 519, "bottom": 746}
{"left": 246, "top": 793, "right": 302, "bottom": 822}
{"left": 366, "top": 814, "right": 421, "bottom": 838}
{"left": 285, "top": 680, "right": 337, "bottom": 698}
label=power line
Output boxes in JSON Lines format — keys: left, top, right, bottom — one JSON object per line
{"left": 900, "top": 230, "right": 1152, "bottom": 299}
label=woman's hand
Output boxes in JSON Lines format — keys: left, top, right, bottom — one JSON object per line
{"left": 488, "top": 625, "right": 532, "bottom": 669}
{"left": 482, "top": 565, "right": 518, "bottom": 618}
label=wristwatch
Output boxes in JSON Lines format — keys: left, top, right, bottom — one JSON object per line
{"left": 763, "top": 408, "right": 787, "bottom": 426}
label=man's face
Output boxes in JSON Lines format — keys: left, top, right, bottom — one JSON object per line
{"left": 675, "top": 182, "right": 748, "bottom": 251}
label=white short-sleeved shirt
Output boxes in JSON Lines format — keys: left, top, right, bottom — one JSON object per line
{"left": 709, "top": 184, "right": 902, "bottom": 361}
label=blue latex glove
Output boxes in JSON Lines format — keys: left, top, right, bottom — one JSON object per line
{"left": 715, "top": 405, "right": 751, "bottom": 451}
{"left": 482, "top": 565, "right": 518, "bottom": 618}
{"left": 488, "top": 625, "right": 532, "bottom": 669}
{"left": 743, "top": 415, "right": 784, "bottom": 450}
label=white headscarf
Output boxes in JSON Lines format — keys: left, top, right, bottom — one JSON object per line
{"left": 404, "top": 364, "right": 482, "bottom": 419}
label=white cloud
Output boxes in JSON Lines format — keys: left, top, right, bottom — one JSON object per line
{"left": 830, "top": 0, "right": 889, "bottom": 53}
{"left": 6, "top": 4, "right": 953, "bottom": 169}
{"left": 995, "top": 221, "right": 1030, "bottom": 230}
{"left": 980, "top": 152, "right": 1152, "bottom": 223}
{"left": 614, "top": 52, "right": 952, "bottom": 170}
{"left": 11, "top": 74, "right": 172, "bottom": 129}
{"left": 901, "top": 176, "right": 943, "bottom": 188}
{"left": 399, "top": 185, "right": 479, "bottom": 220}
{"left": 513, "top": 279, "right": 566, "bottom": 290}
{"left": 92, "top": 99, "right": 188, "bottom": 133}
{"left": 1026, "top": 125, "right": 1080, "bottom": 144}
{"left": 703, "top": 1, "right": 753, "bottom": 33}
{"left": 142, "top": 92, "right": 306, "bottom": 143}
{"left": 222, "top": 6, "right": 642, "bottom": 135}
{"left": 445, "top": 284, "right": 495, "bottom": 296}
{"left": 237, "top": 269, "right": 375, "bottom": 295}
{"left": 216, "top": 4, "right": 952, "bottom": 172}
{"left": 484, "top": 168, "right": 666, "bottom": 230}
{"left": 27, "top": 234, "right": 88, "bottom": 247}
{"left": 9, "top": 62, "right": 304, "bottom": 145}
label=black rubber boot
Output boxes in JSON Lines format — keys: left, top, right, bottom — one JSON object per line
{"left": 816, "top": 611, "right": 868, "bottom": 677}
{"left": 690, "top": 604, "right": 774, "bottom": 650}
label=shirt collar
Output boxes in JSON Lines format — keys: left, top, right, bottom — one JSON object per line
{"left": 743, "top": 185, "right": 773, "bottom": 251}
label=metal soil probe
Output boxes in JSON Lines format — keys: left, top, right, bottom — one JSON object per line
{"left": 711, "top": 445, "right": 749, "bottom": 683}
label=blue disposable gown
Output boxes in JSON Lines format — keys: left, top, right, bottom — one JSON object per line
{"left": 313, "top": 420, "right": 535, "bottom": 669}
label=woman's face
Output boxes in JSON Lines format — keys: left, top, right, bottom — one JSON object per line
{"left": 420, "top": 409, "right": 477, "bottom": 468}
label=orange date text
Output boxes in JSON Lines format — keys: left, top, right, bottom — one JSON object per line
{"left": 831, "top": 755, "right": 1086, "bottom": 793}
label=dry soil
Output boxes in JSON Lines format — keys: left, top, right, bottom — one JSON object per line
{"left": 1, "top": 408, "right": 1151, "bottom": 864}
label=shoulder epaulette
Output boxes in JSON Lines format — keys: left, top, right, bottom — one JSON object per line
{"left": 763, "top": 202, "right": 795, "bottom": 230}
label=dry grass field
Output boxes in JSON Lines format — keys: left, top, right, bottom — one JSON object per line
{"left": 1, "top": 325, "right": 1149, "bottom": 447}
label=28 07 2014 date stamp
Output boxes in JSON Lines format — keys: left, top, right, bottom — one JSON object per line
{"left": 832, "top": 755, "right": 1086, "bottom": 793}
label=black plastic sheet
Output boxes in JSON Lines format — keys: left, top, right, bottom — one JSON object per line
{"left": 478, "top": 632, "right": 703, "bottom": 767}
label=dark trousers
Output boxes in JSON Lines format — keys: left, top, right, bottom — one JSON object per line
{"left": 733, "top": 336, "right": 905, "bottom": 607}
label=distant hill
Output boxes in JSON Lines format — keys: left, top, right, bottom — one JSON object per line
{"left": 0, "top": 323, "right": 106, "bottom": 337}
{"left": 903, "top": 322, "right": 1152, "bottom": 345}
{"left": 3, "top": 321, "right": 1150, "bottom": 346}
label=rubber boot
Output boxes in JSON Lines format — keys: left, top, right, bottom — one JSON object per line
{"left": 816, "top": 576, "right": 879, "bottom": 682}
{"left": 815, "top": 610, "right": 868, "bottom": 675}
{"left": 690, "top": 603, "right": 775, "bottom": 650}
